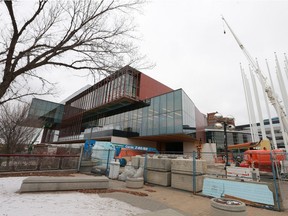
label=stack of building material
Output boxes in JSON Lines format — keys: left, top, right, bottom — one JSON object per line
{"left": 20, "top": 176, "right": 109, "bottom": 192}
{"left": 131, "top": 155, "right": 143, "bottom": 169}
{"left": 145, "top": 156, "right": 172, "bottom": 186}
{"left": 171, "top": 159, "right": 207, "bottom": 192}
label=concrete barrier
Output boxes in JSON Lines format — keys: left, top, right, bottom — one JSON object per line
{"left": 126, "top": 177, "right": 144, "bottom": 189}
{"left": 131, "top": 156, "right": 141, "bottom": 169}
{"left": 139, "top": 157, "right": 146, "bottom": 168}
{"left": 20, "top": 175, "right": 109, "bottom": 192}
{"left": 146, "top": 157, "right": 172, "bottom": 171}
{"left": 171, "top": 159, "right": 207, "bottom": 174}
{"left": 171, "top": 173, "right": 203, "bottom": 192}
{"left": 146, "top": 170, "right": 171, "bottom": 186}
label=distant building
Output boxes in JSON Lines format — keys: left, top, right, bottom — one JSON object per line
{"left": 236, "top": 117, "right": 285, "bottom": 149}
{"left": 205, "top": 112, "right": 252, "bottom": 153}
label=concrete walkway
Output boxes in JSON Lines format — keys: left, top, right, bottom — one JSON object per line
{"left": 137, "top": 209, "right": 187, "bottom": 216}
{"left": 102, "top": 179, "right": 288, "bottom": 216}
{"left": 100, "top": 192, "right": 171, "bottom": 212}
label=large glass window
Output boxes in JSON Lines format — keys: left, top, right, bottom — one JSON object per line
{"left": 174, "top": 111, "right": 182, "bottom": 133}
{"left": 148, "top": 99, "right": 154, "bottom": 117}
{"left": 182, "top": 91, "right": 196, "bottom": 129}
{"left": 147, "top": 116, "right": 153, "bottom": 135}
{"left": 142, "top": 106, "right": 148, "bottom": 118}
{"left": 65, "top": 89, "right": 199, "bottom": 140}
{"left": 159, "top": 94, "right": 167, "bottom": 114}
{"left": 160, "top": 113, "right": 167, "bottom": 134}
{"left": 153, "top": 115, "right": 160, "bottom": 135}
{"left": 118, "top": 89, "right": 191, "bottom": 136}
{"left": 167, "top": 92, "right": 174, "bottom": 113}
{"left": 141, "top": 116, "right": 148, "bottom": 136}
{"left": 153, "top": 97, "right": 160, "bottom": 115}
{"left": 166, "top": 112, "right": 174, "bottom": 134}
{"left": 174, "top": 90, "right": 182, "bottom": 111}
{"left": 29, "top": 98, "right": 64, "bottom": 124}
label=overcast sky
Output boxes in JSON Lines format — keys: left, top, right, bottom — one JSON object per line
{"left": 30, "top": 0, "right": 288, "bottom": 125}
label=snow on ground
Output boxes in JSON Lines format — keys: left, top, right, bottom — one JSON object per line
{"left": 0, "top": 177, "right": 149, "bottom": 216}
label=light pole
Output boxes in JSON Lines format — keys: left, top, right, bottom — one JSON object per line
{"left": 214, "top": 113, "right": 235, "bottom": 173}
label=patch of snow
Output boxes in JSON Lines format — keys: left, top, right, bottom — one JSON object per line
{"left": 0, "top": 177, "right": 149, "bottom": 216}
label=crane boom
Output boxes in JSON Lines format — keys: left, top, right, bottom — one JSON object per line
{"left": 222, "top": 16, "right": 288, "bottom": 151}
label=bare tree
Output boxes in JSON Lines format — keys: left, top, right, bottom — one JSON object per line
{"left": 0, "top": 0, "right": 148, "bottom": 105}
{"left": 0, "top": 103, "right": 41, "bottom": 154}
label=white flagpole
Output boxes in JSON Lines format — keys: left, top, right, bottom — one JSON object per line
{"left": 249, "top": 65, "right": 267, "bottom": 139}
{"left": 275, "top": 53, "right": 288, "bottom": 114}
{"left": 222, "top": 16, "right": 288, "bottom": 152}
{"left": 241, "top": 64, "right": 256, "bottom": 142}
{"left": 284, "top": 53, "right": 288, "bottom": 81}
{"left": 266, "top": 59, "right": 288, "bottom": 149}
{"left": 244, "top": 66, "right": 260, "bottom": 141}
{"left": 263, "top": 60, "right": 278, "bottom": 149}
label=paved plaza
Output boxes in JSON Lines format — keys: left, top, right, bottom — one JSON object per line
{"left": 105, "top": 179, "right": 288, "bottom": 216}
{"left": 1, "top": 172, "right": 287, "bottom": 216}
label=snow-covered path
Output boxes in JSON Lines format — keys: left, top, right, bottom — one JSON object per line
{"left": 0, "top": 177, "right": 149, "bottom": 216}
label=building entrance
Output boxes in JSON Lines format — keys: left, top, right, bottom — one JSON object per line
{"left": 165, "top": 142, "right": 183, "bottom": 154}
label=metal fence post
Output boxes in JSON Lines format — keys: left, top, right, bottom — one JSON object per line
{"left": 37, "top": 157, "right": 42, "bottom": 171}
{"left": 58, "top": 157, "right": 63, "bottom": 170}
{"left": 193, "top": 151, "right": 196, "bottom": 194}
{"left": 270, "top": 151, "right": 281, "bottom": 211}
{"left": 144, "top": 152, "right": 148, "bottom": 183}
{"left": 77, "top": 144, "right": 84, "bottom": 172}
{"left": 106, "top": 149, "right": 111, "bottom": 176}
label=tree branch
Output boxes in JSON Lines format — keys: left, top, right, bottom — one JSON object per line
{"left": 0, "top": 0, "right": 149, "bottom": 105}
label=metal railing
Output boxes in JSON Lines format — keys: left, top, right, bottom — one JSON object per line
{"left": 0, "top": 154, "right": 79, "bottom": 172}
{"left": 1, "top": 147, "right": 287, "bottom": 211}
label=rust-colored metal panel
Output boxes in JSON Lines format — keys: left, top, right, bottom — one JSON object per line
{"left": 139, "top": 73, "right": 173, "bottom": 100}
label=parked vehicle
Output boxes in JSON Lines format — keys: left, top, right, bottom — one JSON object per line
{"left": 240, "top": 149, "right": 286, "bottom": 172}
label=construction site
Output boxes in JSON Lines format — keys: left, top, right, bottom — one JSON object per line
{"left": 1, "top": 2, "right": 288, "bottom": 216}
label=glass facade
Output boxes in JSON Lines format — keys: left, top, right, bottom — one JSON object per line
{"left": 88, "top": 89, "right": 197, "bottom": 138}
{"left": 182, "top": 91, "right": 196, "bottom": 135}
{"left": 32, "top": 67, "right": 203, "bottom": 143}
{"left": 58, "top": 68, "right": 141, "bottom": 139}
{"left": 28, "top": 98, "right": 64, "bottom": 125}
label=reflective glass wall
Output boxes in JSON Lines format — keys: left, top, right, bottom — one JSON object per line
{"left": 182, "top": 91, "right": 196, "bottom": 135}
{"left": 28, "top": 98, "right": 64, "bottom": 124}
{"left": 59, "top": 68, "right": 140, "bottom": 139}
{"left": 89, "top": 89, "right": 198, "bottom": 137}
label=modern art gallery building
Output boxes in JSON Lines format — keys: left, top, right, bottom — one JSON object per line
{"left": 29, "top": 66, "right": 208, "bottom": 153}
